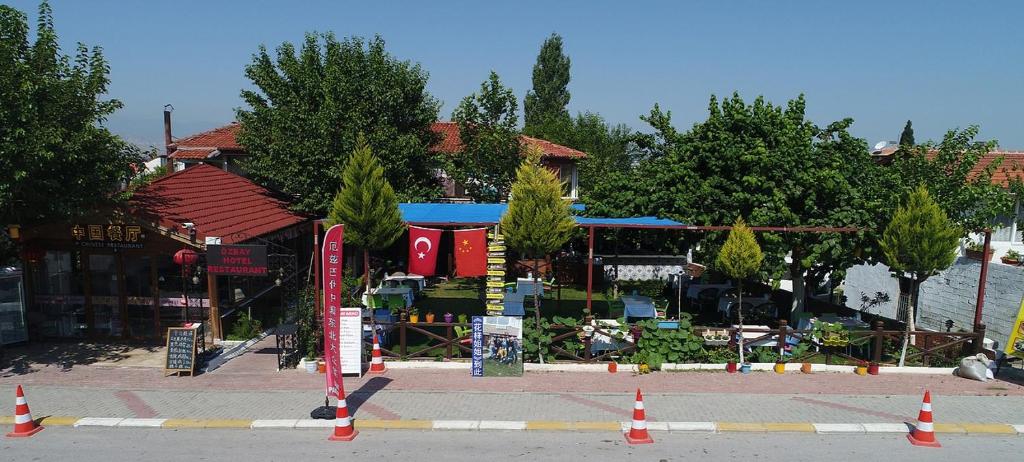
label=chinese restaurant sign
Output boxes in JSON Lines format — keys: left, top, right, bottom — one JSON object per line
{"left": 207, "top": 245, "right": 268, "bottom": 276}
{"left": 71, "top": 224, "right": 144, "bottom": 249}
{"left": 322, "top": 224, "right": 347, "bottom": 395}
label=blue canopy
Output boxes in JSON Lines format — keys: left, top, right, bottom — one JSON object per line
{"left": 398, "top": 203, "right": 684, "bottom": 228}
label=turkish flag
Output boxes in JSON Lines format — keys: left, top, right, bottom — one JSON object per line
{"left": 408, "top": 226, "right": 442, "bottom": 276}
{"left": 453, "top": 228, "right": 487, "bottom": 277}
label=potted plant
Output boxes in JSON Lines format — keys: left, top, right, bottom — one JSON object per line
{"left": 409, "top": 307, "right": 420, "bottom": 323}
{"left": 726, "top": 360, "right": 738, "bottom": 373}
{"left": 740, "top": 362, "right": 752, "bottom": 374}
{"left": 457, "top": 313, "right": 469, "bottom": 324}
{"left": 443, "top": 312, "right": 454, "bottom": 323}
{"left": 1002, "top": 249, "right": 1022, "bottom": 265}
{"left": 965, "top": 241, "right": 992, "bottom": 261}
{"left": 800, "top": 362, "right": 813, "bottom": 374}
{"left": 773, "top": 359, "right": 786, "bottom": 374}
{"left": 425, "top": 311, "right": 435, "bottom": 323}
{"left": 867, "top": 361, "right": 880, "bottom": 375}
{"left": 854, "top": 360, "right": 868, "bottom": 376}
{"left": 608, "top": 361, "right": 618, "bottom": 373}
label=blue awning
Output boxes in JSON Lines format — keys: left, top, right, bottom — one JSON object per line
{"left": 398, "top": 203, "right": 684, "bottom": 228}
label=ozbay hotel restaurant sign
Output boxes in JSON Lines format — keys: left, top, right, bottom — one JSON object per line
{"left": 207, "top": 244, "right": 269, "bottom": 276}
{"left": 71, "top": 224, "right": 145, "bottom": 249}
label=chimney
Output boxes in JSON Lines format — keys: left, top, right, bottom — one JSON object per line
{"left": 161, "top": 104, "right": 174, "bottom": 168}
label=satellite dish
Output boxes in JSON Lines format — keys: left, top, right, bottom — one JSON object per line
{"left": 873, "top": 141, "right": 888, "bottom": 151}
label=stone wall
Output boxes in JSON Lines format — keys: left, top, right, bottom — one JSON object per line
{"left": 844, "top": 258, "right": 1024, "bottom": 349}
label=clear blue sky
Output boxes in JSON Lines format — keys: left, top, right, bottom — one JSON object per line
{"left": 10, "top": 1, "right": 1024, "bottom": 149}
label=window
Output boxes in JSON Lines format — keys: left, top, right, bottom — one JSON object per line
{"left": 559, "top": 164, "right": 578, "bottom": 199}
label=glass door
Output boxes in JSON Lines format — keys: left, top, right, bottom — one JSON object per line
{"left": 89, "top": 254, "right": 123, "bottom": 337}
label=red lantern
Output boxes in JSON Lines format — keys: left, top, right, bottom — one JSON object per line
{"left": 173, "top": 248, "right": 199, "bottom": 266}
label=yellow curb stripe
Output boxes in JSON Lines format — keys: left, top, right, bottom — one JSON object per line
{"left": 36, "top": 416, "right": 80, "bottom": 426}
{"left": 931, "top": 423, "right": 966, "bottom": 433}
{"left": 356, "top": 419, "right": 433, "bottom": 430}
{"left": 763, "top": 423, "right": 815, "bottom": 433}
{"left": 717, "top": 422, "right": 766, "bottom": 432}
{"left": 162, "top": 419, "right": 252, "bottom": 429}
{"left": 0, "top": 416, "right": 14, "bottom": 424}
{"left": 526, "top": 421, "right": 571, "bottom": 431}
{"left": 959, "top": 423, "right": 1016, "bottom": 434}
{"left": 572, "top": 421, "right": 621, "bottom": 431}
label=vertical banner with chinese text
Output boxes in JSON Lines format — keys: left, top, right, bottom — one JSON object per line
{"left": 471, "top": 316, "right": 484, "bottom": 377}
{"left": 322, "top": 224, "right": 345, "bottom": 396}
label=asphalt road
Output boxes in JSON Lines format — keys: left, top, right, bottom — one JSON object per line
{"left": 3, "top": 428, "right": 1022, "bottom": 461}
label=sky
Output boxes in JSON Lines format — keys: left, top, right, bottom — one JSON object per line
{"left": 8, "top": 1, "right": 1024, "bottom": 150}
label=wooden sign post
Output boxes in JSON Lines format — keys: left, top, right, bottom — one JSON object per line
{"left": 165, "top": 327, "right": 198, "bottom": 376}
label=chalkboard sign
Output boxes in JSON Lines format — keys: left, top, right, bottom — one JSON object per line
{"left": 165, "top": 327, "right": 198, "bottom": 376}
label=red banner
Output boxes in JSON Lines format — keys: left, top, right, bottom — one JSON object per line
{"left": 322, "top": 224, "right": 345, "bottom": 397}
{"left": 408, "top": 226, "right": 442, "bottom": 276}
{"left": 454, "top": 228, "right": 487, "bottom": 277}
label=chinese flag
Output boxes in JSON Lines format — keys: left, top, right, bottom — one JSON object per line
{"left": 408, "top": 226, "right": 442, "bottom": 276}
{"left": 453, "top": 228, "right": 487, "bottom": 277}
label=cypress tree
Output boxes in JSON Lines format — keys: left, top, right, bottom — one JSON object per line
{"left": 899, "top": 120, "right": 915, "bottom": 146}
{"left": 716, "top": 217, "right": 763, "bottom": 364}
{"left": 524, "top": 33, "right": 571, "bottom": 137}
{"left": 327, "top": 136, "right": 406, "bottom": 294}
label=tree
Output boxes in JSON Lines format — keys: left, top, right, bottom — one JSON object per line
{"left": 716, "top": 217, "right": 763, "bottom": 364}
{"left": 0, "top": 2, "right": 138, "bottom": 245}
{"left": 237, "top": 33, "right": 442, "bottom": 214}
{"left": 501, "top": 147, "right": 575, "bottom": 362}
{"left": 542, "top": 112, "right": 636, "bottom": 196}
{"left": 523, "top": 33, "right": 571, "bottom": 139}
{"left": 327, "top": 137, "right": 406, "bottom": 295}
{"left": 879, "top": 185, "right": 961, "bottom": 366}
{"left": 450, "top": 71, "right": 521, "bottom": 202}
{"left": 899, "top": 120, "right": 915, "bottom": 146}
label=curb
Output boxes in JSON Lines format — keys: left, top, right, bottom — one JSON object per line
{"left": 381, "top": 361, "right": 957, "bottom": 375}
{"left": 9, "top": 417, "right": 1023, "bottom": 435}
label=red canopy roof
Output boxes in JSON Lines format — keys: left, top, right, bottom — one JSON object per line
{"left": 130, "top": 164, "right": 308, "bottom": 244}
{"left": 168, "top": 123, "right": 243, "bottom": 160}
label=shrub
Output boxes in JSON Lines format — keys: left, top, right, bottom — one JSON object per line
{"left": 228, "top": 312, "right": 263, "bottom": 341}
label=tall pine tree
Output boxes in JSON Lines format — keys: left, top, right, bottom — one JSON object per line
{"left": 899, "top": 120, "right": 915, "bottom": 146}
{"left": 523, "top": 33, "right": 571, "bottom": 139}
{"left": 716, "top": 217, "right": 763, "bottom": 364}
{"left": 327, "top": 136, "right": 406, "bottom": 294}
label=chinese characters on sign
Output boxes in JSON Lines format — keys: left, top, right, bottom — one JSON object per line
{"left": 471, "top": 316, "right": 484, "bottom": 377}
{"left": 71, "top": 224, "right": 144, "bottom": 249}
{"left": 322, "top": 225, "right": 347, "bottom": 395}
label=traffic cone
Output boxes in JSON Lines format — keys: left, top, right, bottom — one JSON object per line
{"left": 906, "top": 390, "right": 940, "bottom": 448}
{"left": 624, "top": 388, "right": 654, "bottom": 444}
{"left": 328, "top": 388, "right": 358, "bottom": 441}
{"left": 368, "top": 333, "right": 386, "bottom": 374}
{"left": 6, "top": 385, "right": 44, "bottom": 438}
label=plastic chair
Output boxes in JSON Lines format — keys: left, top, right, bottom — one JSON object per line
{"left": 386, "top": 294, "right": 406, "bottom": 308}
{"left": 365, "top": 294, "right": 383, "bottom": 309}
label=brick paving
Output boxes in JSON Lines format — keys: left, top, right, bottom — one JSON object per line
{"left": 3, "top": 338, "right": 1024, "bottom": 425}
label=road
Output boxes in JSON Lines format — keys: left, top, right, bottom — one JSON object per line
{"left": 2, "top": 428, "right": 1021, "bottom": 461}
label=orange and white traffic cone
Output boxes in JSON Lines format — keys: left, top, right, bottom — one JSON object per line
{"left": 624, "top": 388, "right": 654, "bottom": 444}
{"left": 328, "top": 388, "right": 358, "bottom": 441}
{"left": 907, "top": 390, "right": 940, "bottom": 448}
{"left": 368, "top": 333, "right": 386, "bottom": 374}
{"left": 6, "top": 385, "right": 44, "bottom": 438}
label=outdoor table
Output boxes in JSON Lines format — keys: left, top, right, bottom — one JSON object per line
{"left": 371, "top": 287, "right": 414, "bottom": 308}
{"left": 731, "top": 324, "right": 780, "bottom": 348}
{"left": 621, "top": 295, "right": 657, "bottom": 319}
{"left": 503, "top": 291, "right": 526, "bottom": 316}
{"left": 685, "top": 283, "right": 732, "bottom": 301}
{"left": 384, "top": 273, "right": 425, "bottom": 291}
{"left": 717, "top": 295, "right": 772, "bottom": 318}
{"left": 516, "top": 278, "right": 544, "bottom": 296}
{"left": 590, "top": 319, "right": 634, "bottom": 354}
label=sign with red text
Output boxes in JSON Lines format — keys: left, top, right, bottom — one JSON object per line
{"left": 322, "top": 224, "right": 346, "bottom": 394}
{"left": 338, "top": 308, "right": 362, "bottom": 376}
{"left": 206, "top": 245, "right": 268, "bottom": 276}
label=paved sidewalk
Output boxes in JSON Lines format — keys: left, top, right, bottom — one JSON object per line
{"left": 4, "top": 337, "right": 1024, "bottom": 428}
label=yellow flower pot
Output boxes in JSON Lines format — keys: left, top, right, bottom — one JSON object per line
{"left": 409, "top": 314, "right": 419, "bottom": 323}
{"left": 773, "top": 362, "right": 786, "bottom": 374}
{"left": 855, "top": 365, "right": 868, "bottom": 376}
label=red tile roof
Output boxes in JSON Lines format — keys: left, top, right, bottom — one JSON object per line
{"left": 168, "top": 123, "right": 242, "bottom": 159}
{"left": 130, "top": 164, "right": 308, "bottom": 244}
{"left": 429, "top": 122, "right": 586, "bottom": 159}
{"left": 972, "top": 151, "right": 1024, "bottom": 187}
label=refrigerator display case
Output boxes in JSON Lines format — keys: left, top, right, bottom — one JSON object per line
{"left": 0, "top": 269, "right": 28, "bottom": 345}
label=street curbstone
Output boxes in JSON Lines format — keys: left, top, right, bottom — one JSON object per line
{"left": 1013, "top": 424, "right": 1024, "bottom": 435}
{"left": 526, "top": 421, "right": 571, "bottom": 431}
{"left": 37, "top": 416, "right": 80, "bottom": 426}
{"left": 478, "top": 420, "right": 526, "bottom": 430}
{"left": 118, "top": 418, "right": 166, "bottom": 428}
{"left": 932, "top": 423, "right": 966, "bottom": 433}
{"left": 717, "top": 422, "right": 766, "bottom": 432}
{"left": 667, "top": 422, "right": 716, "bottom": 433}
{"left": 763, "top": 423, "right": 815, "bottom": 433}
{"left": 0, "top": 415, "right": 14, "bottom": 424}
{"left": 357, "top": 419, "right": 432, "bottom": 430}
{"left": 250, "top": 419, "right": 298, "bottom": 429}
{"left": 294, "top": 419, "right": 335, "bottom": 429}
{"left": 813, "top": 423, "right": 865, "bottom": 434}
{"left": 162, "top": 419, "right": 252, "bottom": 429}
{"left": 861, "top": 423, "right": 911, "bottom": 433}
{"left": 959, "top": 423, "right": 1017, "bottom": 434}
{"left": 432, "top": 420, "right": 479, "bottom": 430}
{"left": 74, "top": 417, "right": 124, "bottom": 427}
{"left": 620, "top": 421, "right": 668, "bottom": 431}
{"left": 571, "top": 421, "right": 620, "bottom": 431}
